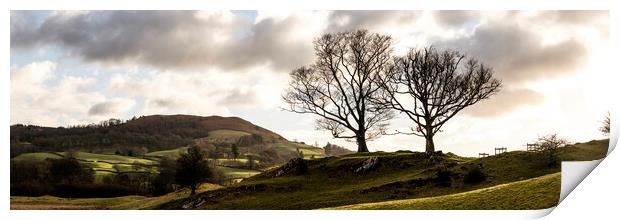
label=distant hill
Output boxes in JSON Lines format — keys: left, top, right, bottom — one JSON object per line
{"left": 121, "top": 115, "right": 284, "bottom": 140}
{"left": 10, "top": 115, "right": 287, "bottom": 155}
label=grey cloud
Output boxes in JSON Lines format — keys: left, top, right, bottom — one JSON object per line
{"left": 434, "top": 11, "right": 479, "bottom": 27}
{"left": 439, "top": 20, "right": 588, "bottom": 84}
{"left": 326, "top": 11, "right": 420, "bottom": 32}
{"left": 88, "top": 100, "right": 128, "bottom": 116}
{"left": 217, "top": 89, "right": 258, "bottom": 106}
{"left": 11, "top": 11, "right": 313, "bottom": 72}
{"left": 149, "top": 98, "right": 180, "bottom": 108}
{"left": 462, "top": 89, "right": 545, "bottom": 118}
{"left": 10, "top": 11, "right": 43, "bottom": 49}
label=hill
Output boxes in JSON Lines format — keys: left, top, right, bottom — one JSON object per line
{"left": 159, "top": 139, "right": 608, "bottom": 210}
{"left": 10, "top": 115, "right": 285, "bottom": 155}
{"left": 10, "top": 114, "right": 326, "bottom": 168}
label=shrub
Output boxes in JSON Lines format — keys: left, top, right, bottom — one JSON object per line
{"left": 434, "top": 166, "right": 453, "bottom": 187}
{"left": 463, "top": 164, "right": 486, "bottom": 184}
{"left": 534, "top": 134, "right": 568, "bottom": 167}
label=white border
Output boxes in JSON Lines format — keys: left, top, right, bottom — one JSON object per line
{"left": 3, "top": 1, "right": 619, "bottom": 220}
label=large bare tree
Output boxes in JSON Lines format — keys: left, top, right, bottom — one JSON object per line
{"left": 378, "top": 47, "right": 501, "bottom": 153}
{"left": 283, "top": 30, "right": 395, "bottom": 152}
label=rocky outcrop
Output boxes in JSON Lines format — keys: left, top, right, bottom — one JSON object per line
{"left": 275, "top": 157, "right": 308, "bottom": 177}
{"left": 352, "top": 156, "right": 379, "bottom": 174}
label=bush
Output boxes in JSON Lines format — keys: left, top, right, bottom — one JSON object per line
{"left": 11, "top": 181, "right": 53, "bottom": 196}
{"left": 534, "top": 134, "right": 568, "bottom": 167}
{"left": 50, "top": 183, "right": 135, "bottom": 198}
{"left": 434, "top": 166, "right": 453, "bottom": 187}
{"left": 463, "top": 164, "right": 486, "bottom": 184}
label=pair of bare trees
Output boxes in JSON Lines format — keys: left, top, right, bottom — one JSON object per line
{"left": 283, "top": 30, "right": 502, "bottom": 153}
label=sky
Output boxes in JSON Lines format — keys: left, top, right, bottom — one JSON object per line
{"left": 9, "top": 10, "right": 612, "bottom": 156}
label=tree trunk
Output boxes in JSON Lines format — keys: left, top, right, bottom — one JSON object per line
{"left": 356, "top": 135, "right": 369, "bottom": 153}
{"left": 425, "top": 136, "right": 435, "bottom": 154}
{"left": 190, "top": 185, "right": 197, "bottom": 195}
{"left": 425, "top": 127, "right": 435, "bottom": 154}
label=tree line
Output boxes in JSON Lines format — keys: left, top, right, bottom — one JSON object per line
{"left": 283, "top": 29, "right": 502, "bottom": 153}
{"left": 10, "top": 145, "right": 218, "bottom": 197}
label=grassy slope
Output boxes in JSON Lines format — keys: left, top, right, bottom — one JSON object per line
{"left": 10, "top": 184, "right": 222, "bottom": 210}
{"left": 160, "top": 139, "right": 608, "bottom": 210}
{"left": 328, "top": 172, "right": 560, "bottom": 210}
{"left": 216, "top": 166, "right": 261, "bottom": 179}
{"left": 272, "top": 141, "right": 325, "bottom": 157}
{"left": 11, "top": 152, "right": 63, "bottom": 161}
{"left": 206, "top": 129, "right": 251, "bottom": 142}
{"left": 145, "top": 147, "right": 188, "bottom": 158}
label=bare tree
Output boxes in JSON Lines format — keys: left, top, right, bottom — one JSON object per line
{"left": 600, "top": 112, "right": 610, "bottom": 135}
{"left": 378, "top": 47, "right": 501, "bottom": 153}
{"left": 283, "top": 30, "right": 395, "bottom": 152}
{"left": 534, "top": 134, "right": 568, "bottom": 166}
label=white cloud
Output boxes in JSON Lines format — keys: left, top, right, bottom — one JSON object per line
{"left": 10, "top": 61, "right": 130, "bottom": 126}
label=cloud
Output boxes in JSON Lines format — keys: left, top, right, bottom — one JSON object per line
{"left": 10, "top": 61, "right": 110, "bottom": 126}
{"left": 10, "top": 10, "right": 321, "bottom": 72}
{"left": 439, "top": 18, "right": 588, "bottom": 84}
{"left": 106, "top": 65, "right": 287, "bottom": 118}
{"left": 88, "top": 98, "right": 135, "bottom": 116}
{"left": 533, "top": 10, "right": 609, "bottom": 25}
{"left": 461, "top": 89, "right": 545, "bottom": 118}
{"left": 434, "top": 11, "right": 479, "bottom": 27}
{"left": 10, "top": 61, "right": 139, "bottom": 126}
{"left": 326, "top": 11, "right": 420, "bottom": 32}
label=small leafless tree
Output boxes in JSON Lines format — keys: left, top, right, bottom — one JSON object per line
{"left": 600, "top": 112, "right": 610, "bottom": 135}
{"left": 283, "top": 30, "right": 395, "bottom": 152}
{"left": 378, "top": 47, "right": 501, "bottom": 153}
{"left": 535, "top": 134, "right": 568, "bottom": 166}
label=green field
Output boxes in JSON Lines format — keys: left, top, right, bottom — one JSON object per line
{"left": 11, "top": 152, "right": 63, "bottom": 161}
{"left": 74, "top": 152, "right": 157, "bottom": 165}
{"left": 272, "top": 141, "right": 325, "bottom": 157}
{"left": 328, "top": 172, "right": 560, "bottom": 210}
{"left": 215, "top": 166, "right": 261, "bottom": 179}
{"left": 206, "top": 129, "right": 251, "bottom": 142}
{"left": 145, "top": 147, "right": 188, "bottom": 158}
{"left": 11, "top": 183, "right": 222, "bottom": 210}
{"left": 11, "top": 149, "right": 260, "bottom": 184}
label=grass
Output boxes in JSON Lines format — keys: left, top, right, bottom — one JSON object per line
{"left": 11, "top": 152, "right": 63, "bottom": 161}
{"left": 559, "top": 139, "right": 609, "bottom": 161}
{"left": 10, "top": 184, "right": 222, "bottom": 210}
{"left": 74, "top": 152, "right": 157, "bottom": 165}
{"left": 272, "top": 141, "right": 325, "bottom": 157}
{"left": 11, "top": 151, "right": 161, "bottom": 184}
{"left": 160, "top": 139, "right": 608, "bottom": 210}
{"left": 215, "top": 166, "right": 261, "bottom": 179}
{"left": 206, "top": 129, "right": 251, "bottom": 142}
{"left": 10, "top": 195, "right": 145, "bottom": 210}
{"left": 11, "top": 139, "right": 608, "bottom": 210}
{"left": 145, "top": 147, "right": 188, "bottom": 158}
{"left": 327, "top": 172, "right": 560, "bottom": 210}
